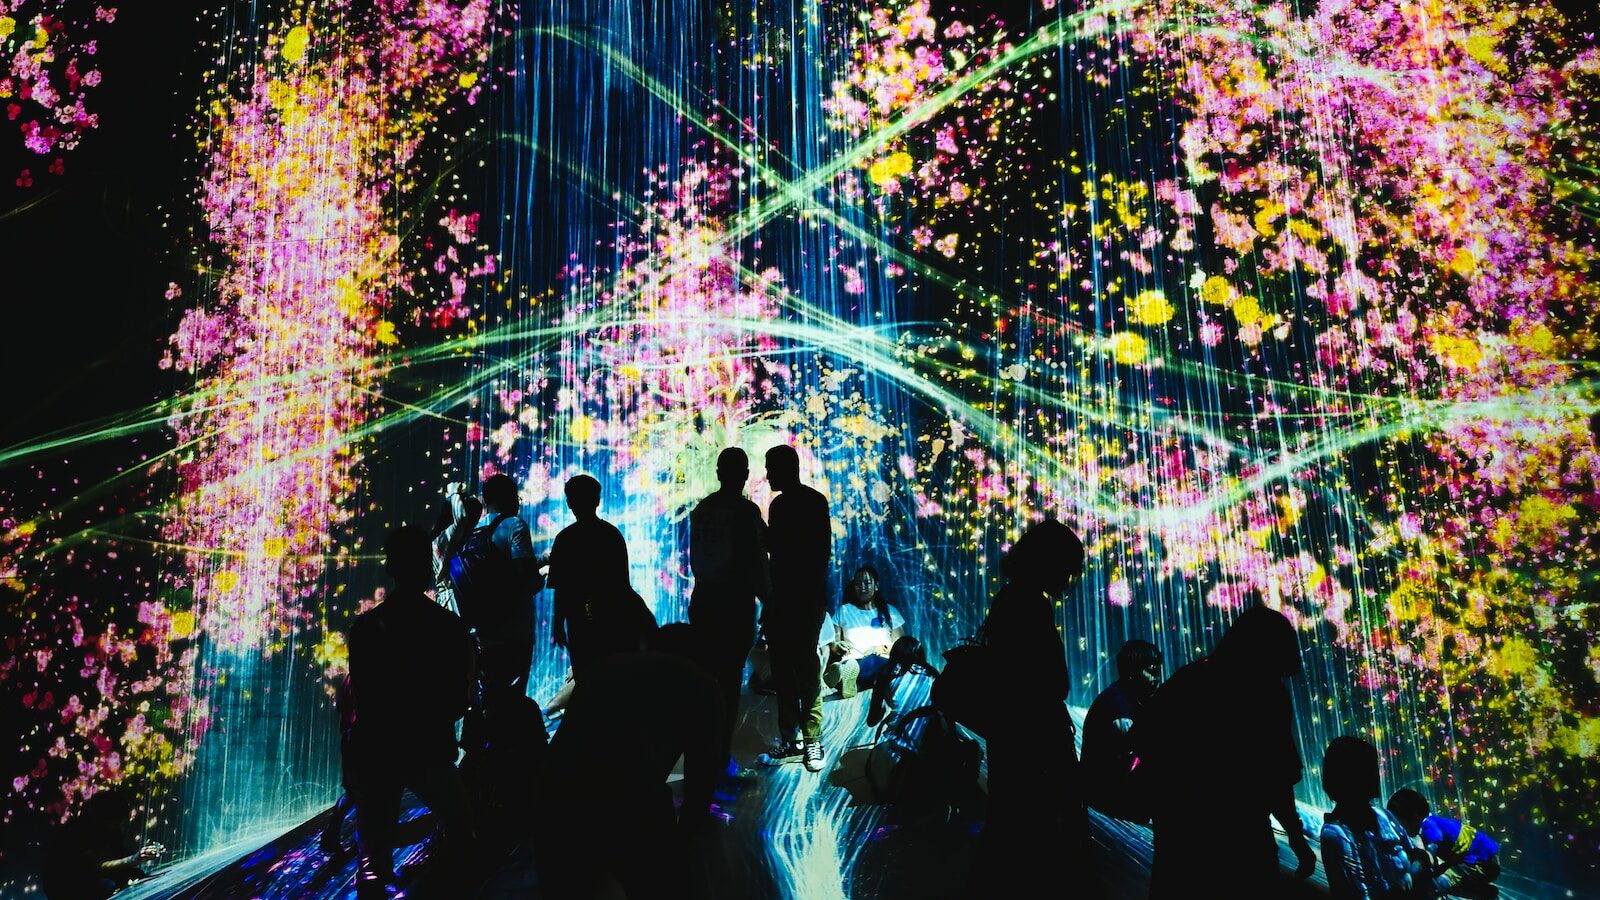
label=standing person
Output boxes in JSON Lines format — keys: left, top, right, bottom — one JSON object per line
{"left": 345, "top": 525, "right": 477, "bottom": 900}
{"left": 764, "top": 608, "right": 840, "bottom": 770}
{"left": 761, "top": 444, "right": 832, "bottom": 773}
{"left": 546, "top": 474, "right": 643, "bottom": 672}
{"left": 533, "top": 623, "right": 723, "bottom": 899}
{"left": 449, "top": 472, "right": 543, "bottom": 707}
{"left": 429, "top": 482, "right": 483, "bottom": 615}
{"left": 1081, "top": 639, "right": 1164, "bottom": 822}
{"left": 688, "top": 448, "right": 772, "bottom": 773}
{"left": 968, "top": 518, "right": 1098, "bottom": 898}
{"left": 41, "top": 790, "right": 164, "bottom": 900}
{"left": 1136, "top": 604, "right": 1317, "bottom": 898}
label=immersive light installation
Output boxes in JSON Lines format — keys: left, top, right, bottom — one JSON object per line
{"left": 2, "top": 0, "right": 1597, "bottom": 894}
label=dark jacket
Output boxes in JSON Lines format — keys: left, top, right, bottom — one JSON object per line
{"left": 766, "top": 484, "right": 831, "bottom": 613}
{"left": 347, "top": 590, "right": 473, "bottom": 766}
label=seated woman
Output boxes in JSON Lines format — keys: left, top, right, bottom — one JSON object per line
{"left": 825, "top": 565, "right": 930, "bottom": 726}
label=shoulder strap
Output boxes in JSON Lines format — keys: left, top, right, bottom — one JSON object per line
{"left": 477, "top": 512, "right": 513, "bottom": 534}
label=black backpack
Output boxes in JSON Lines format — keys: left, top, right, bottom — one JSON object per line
{"left": 931, "top": 630, "right": 996, "bottom": 737}
{"left": 865, "top": 705, "right": 984, "bottom": 816}
{"left": 447, "top": 513, "right": 515, "bottom": 631}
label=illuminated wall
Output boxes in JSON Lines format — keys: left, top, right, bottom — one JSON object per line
{"left": 2, "top": 0, "right": 1597, "bottom": 891}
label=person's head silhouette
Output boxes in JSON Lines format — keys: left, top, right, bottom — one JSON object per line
{"left": 564, "top": 474, "right": 602, "bottom": 519}
{"left": 482, "top": 473, "right": 520, "bottom": 515}
{"left": 1000, "top": 518, "right": 1084, "bottom": 596}
{"left": 1386, "top": 788, "right": 1430, "bottom": 837}
{"left": 1322, "top": 736, "right": 1381, "bottom": 808}
{"left": 1214, "top": 604, "right": 1302, "bottom": 679}
{"left": 79, "top": 789, "right": 132, "bottom": 829}
{"left": 383, "top": 524, "right": 434, "bottom": 591}
{"left": 764, "top": 444, "right": 801, "bottom": 492}
{"left": 1117, "top": 639, "right": 1164, "bottom": 699}
{"left": 716, "top": 448, "right": 749, "bottom": 492}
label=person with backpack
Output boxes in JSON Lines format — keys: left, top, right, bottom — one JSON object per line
{"left": 688, "top": 448, "right": 772, "bottom": 774}
{"left": 546, "top": 474, "right": 647, "bottom": 672}
{"left": 1321, "top": 737, "right": 1428, "bottom": 899}
{"left": 966, "top": 518, "right": 1100, "bottom": 897}
{"left": 448, "top": 473, "right": 544, "bottom": 706}
{"left": 431, "top": 482, "right": 483, "bottom": 616}
{"left": 533, "top": 623, "right": 722, "bottom": 899}
{"left": 1136, "top": 604, "right": 1318, "bottom": 898}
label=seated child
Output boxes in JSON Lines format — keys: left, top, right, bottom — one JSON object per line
{"left": 1387, "top": 789, "right": 1501, "bottom": 899}
{"left": 1320, "top": 736, "right": 1427, "bottom": 900}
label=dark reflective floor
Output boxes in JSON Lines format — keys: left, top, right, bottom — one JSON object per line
{"left": 115, "top": 677, "right": 1584, "bottom": 899}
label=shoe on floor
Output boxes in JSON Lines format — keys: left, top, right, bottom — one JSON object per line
{"left": 803, "top": 738, "right": 825, "bottom": 773}
{"left": 759, "top": 740, "right": 803, "bottom": 766}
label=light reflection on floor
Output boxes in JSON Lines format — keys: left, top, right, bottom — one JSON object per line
{"left": 116, "top": 676, "right": 1586, "bottom": 899}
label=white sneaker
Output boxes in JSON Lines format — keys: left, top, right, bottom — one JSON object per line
{"left": 803, "top": 738, "right": 825, "bottom": 773}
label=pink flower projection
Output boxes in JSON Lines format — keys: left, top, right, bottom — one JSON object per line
{"left": 0, "top": 2, "right": 115, "bottom": 184}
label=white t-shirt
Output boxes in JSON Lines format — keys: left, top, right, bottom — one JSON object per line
{"left": 835, "top": 602, "right": 905, "bottom": 658}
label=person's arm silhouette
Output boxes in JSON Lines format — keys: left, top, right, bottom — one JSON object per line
{"left": 1277, "top": 787, "right": 1317, "bottom": 879}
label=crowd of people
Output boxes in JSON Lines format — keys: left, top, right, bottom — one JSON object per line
{"left": 41, "top": 444, "right": 1504, "bottom": 900}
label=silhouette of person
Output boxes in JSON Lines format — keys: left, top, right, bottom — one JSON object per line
{"left": 1320, "top": 736, "right": 1424, "bottom": 899}
{"left": 41, "top": 789, "right": 163, "bottom": 900}
{"left": 968, "top": 518, "right": 1098, "bottom": 897}
{"left": 533, "top": 622, "right": 722, "bottom": 900}
{"left": 546, "top": 474, "right": 639, "bottom": 672}
{"left": 760, "top": 444, "right": 833, "bottom": 771}
{"left": 430, "top": 481, "right": 484, "bottom": 616}
{"left": 1387, "top": 788, "right": 1502, "bottom": 899}
{"left": 472, "top": 472, "right": 544, "bottom": 705}
{"left": 1081, "top": 639, "right": 1163, "bottom": 822}
{"left": 1137, "top": 604, "right": 1316, "bottom": 898}
{"left": 345, "top": 525, "right": 477, "bottom": 900}
{"left": 688, "top": 448, "right": 772, "bottom": 772}
{"left": 766, "top": 608, "right": 841, "bottom": 772}
{"left": 319, "top": 672, "right": 359, "bottom": 857}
